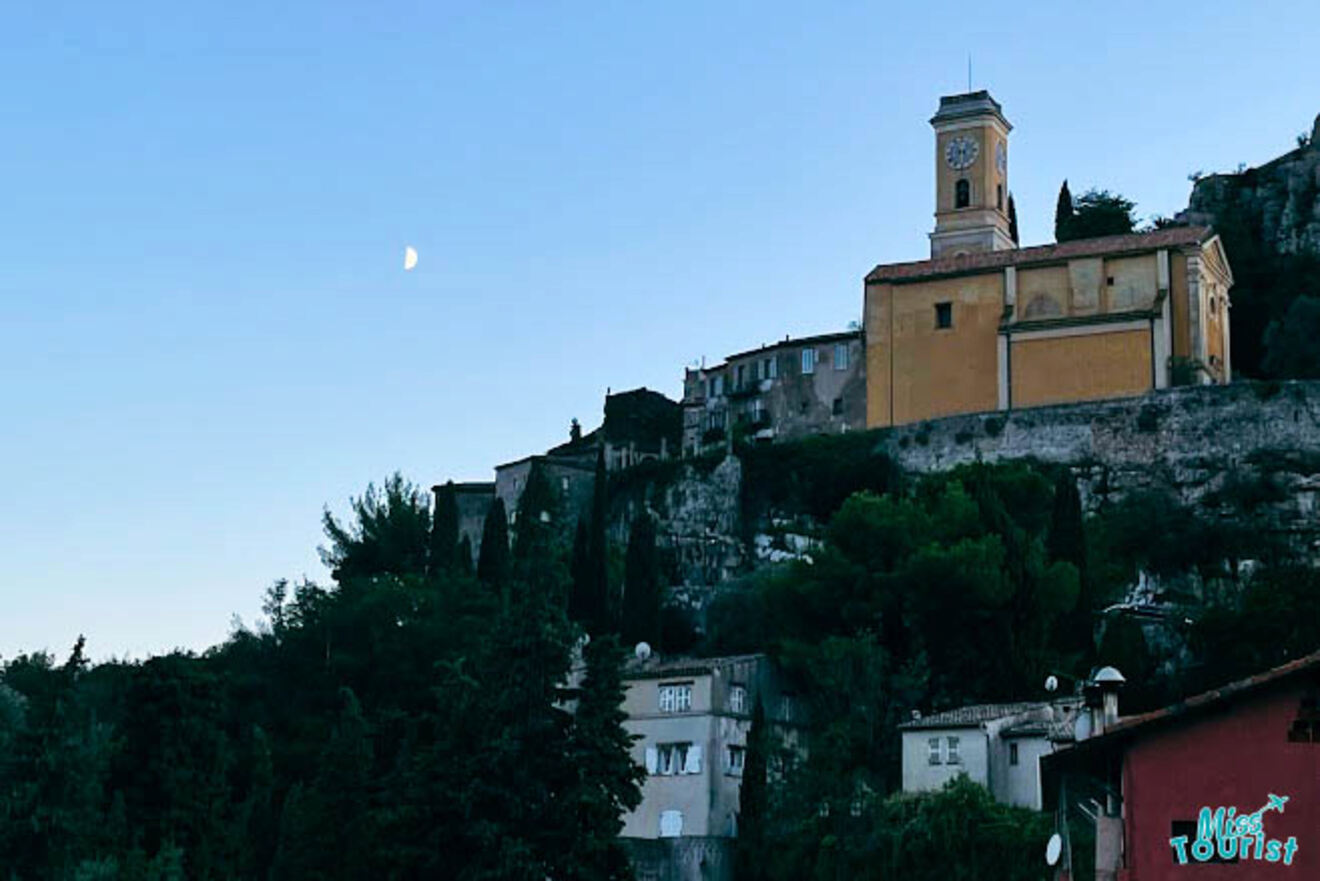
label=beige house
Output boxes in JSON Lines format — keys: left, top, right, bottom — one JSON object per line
{"left": 620, "top": 653, "right": 803, "bottom": 881}
{"left": 899, "top": 701, "right": 1076, "bottom": 810}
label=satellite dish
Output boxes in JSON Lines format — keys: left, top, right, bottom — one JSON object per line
{"left": 403, "top": 246, "right": 419, "bottom": 271}
{"left": 635, "top": 642, "right": 652, "bottom": 660}
{"left": 1045, "top": 675, "right": 1059, "bottom": 693}
{"left": 1046, "top": 833, "right": 1063, "bottom": 866}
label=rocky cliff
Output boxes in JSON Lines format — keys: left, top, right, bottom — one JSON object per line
{"left": 1185, "top": 115, "right": 1320, "bottom": 256}
{"left": 627, "top": 383, "right": 1320, "bottom": 608}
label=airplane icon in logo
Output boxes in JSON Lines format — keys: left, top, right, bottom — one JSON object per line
{"left": 1242, "top": 793, "right": 1290, "bottom": 823}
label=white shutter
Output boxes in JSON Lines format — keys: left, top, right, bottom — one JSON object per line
{"left": 684, "top": 744, "right": 703, "bottom": 774}
{"left": 645, "top": 746, "right": 658, "bottom": 775}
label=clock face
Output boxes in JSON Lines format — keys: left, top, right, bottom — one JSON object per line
{"left": 996, "top": 141, "right": 1007, "bottom": 175}
{"left": 945, "top": 136, "right": 979, "bottom": 170}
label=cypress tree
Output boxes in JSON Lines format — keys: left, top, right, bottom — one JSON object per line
{"left": 621, "top": 513, "right": 662, "bottom": 648}
{"left": 562, "top": 634, "right": 645, "bottom": 879}
{"left": 1007, "top": 192, "right": 1020, "bottom": 245}
{"left": 512, "top": 463, "right": 559, "bottom": 568}
{"left": 735, "top": 697, "right": 769, "bottom": 881}
{"left": 586, "top": 449, "right": 612, "bottom": 631}
{"left": 1054, "top": 179, "right": 1075, "bottom": 242}
{"left": 477, "top": 498, "right": 510, "bottom": 589}
{"left": 569, "top": 517, "right": 593, "bottom": 627}
{"left": 456, "top": 534, "right": 474, "bottom": 576}
{"left": 1049, "top": 471, "right": 1091, "bottom": 653}
{"left": 428, "top": 481, "right": 459, "bottom": 576}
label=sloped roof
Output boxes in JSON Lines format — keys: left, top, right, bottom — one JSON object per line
{"left": 623, "top": 652, "right": 767, "bottom": 681}
{"left": 865, "top": 226, "right": 1213, "bottom": 285}
{"left": 1069, "top": 649, "right": 1320, "bottom": 751}
{"left": 899, "top": 701, "right": 1045, "bottom": 730}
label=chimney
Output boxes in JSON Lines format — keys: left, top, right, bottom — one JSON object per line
{"left": 1086, "top": 666, "right": 1126, "bottom": 736}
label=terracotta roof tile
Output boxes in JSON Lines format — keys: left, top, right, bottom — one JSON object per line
{"left": 866, "top": 227, "right": 1213, "bottom": 284}
{"left": 899, "top": 701, "right": 1046, "bottom": 730}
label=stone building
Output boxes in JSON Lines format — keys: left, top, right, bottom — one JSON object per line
{"left": 492, "top": 387, "right": 681, "bottom": 534}
{"left": 681, "top": 330, "right": 865, "bottom": 457}
{"left": 620, "top": 652, "right": 804, "bottom": 881}
{"left": 864, "top": 91, "right": 1234, "bottom": 428}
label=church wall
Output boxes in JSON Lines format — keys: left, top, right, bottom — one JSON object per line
{"left": 1010, "top": 327, "right": 1152, "bottom": 408}
{"left": 884, "top": 273, "right": 1002, "bottom": 425}
{"left": 1105, "top": 254, "right": 1159, "bottom": 312}
{"left": 1170, "top": 251, "right": 1192, "bottom": 360}
{"left": 864, "top": 282, "right": 893, "bottom": 428}
{"left": 1017, "top": 265, "right": 1070, "bottom": 318}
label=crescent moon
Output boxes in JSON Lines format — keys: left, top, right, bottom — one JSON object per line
{"left": 404, "top": 246, "right": 418, "bottom": 271}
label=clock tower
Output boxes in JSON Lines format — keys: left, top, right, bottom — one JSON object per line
{"left": 929, "top": 90, "right": 1014, "bottom": 258}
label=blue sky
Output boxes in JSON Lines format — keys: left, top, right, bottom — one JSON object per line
{"left": 3, "top": 1, "right": 1317, "bottom": 660}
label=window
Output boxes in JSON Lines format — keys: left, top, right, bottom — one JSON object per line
{"left": 1009, "top": 742, "right": 1019, "bottom": 766}
{"left": 832, "top": 397, "right": 843, "bottom": 416}
{"left": 729, "top": 684, "right": 747, "bottom": 714}
{"left": 560, "top": 477, "right": 569, "bottom": 492}
{"left": 955, "top": 178, "right": 970, "bottom": 208}
{"left": 649, "top": 742, "right": 701, "bottom": 776}
{"left": 801, "top": 348, "right": 817, "bottom": 374}
{"left": 996, "top": 183, "right": 1003, "bottom": 211}
{"left": 658, "top": 683, "right": 692, "bottom": 713}
{"left": 755, "top": 359, "right": 765, "bottom": 381}
{"left": 713, "top": 375, "right": 724, "bottom": 396}
{"left": 736, "top": 364, "right": 746, "bottom": 388}
{"left": 767, "top": 357, "right": 778, "bottom": 379}
{"left": 946, "top": 736, "right": 961, "bottom": 765}
{"left": 659, "top": 810, "right": 684, "bottom": 838}
{"left": 726, "top": 745, "right": 745, "bottom": 776}
{"left": 935, "top": 302, "right": 953, "bottom": 329}
{"left": 928, "top": 737, "right": 942, "bottom": 765}
{"left": 834, "top": 343, "right": 849, "bottom": 371}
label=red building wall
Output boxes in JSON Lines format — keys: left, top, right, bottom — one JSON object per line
{"left": 1121, "top": 684, "right": 1320, "bottom": 880}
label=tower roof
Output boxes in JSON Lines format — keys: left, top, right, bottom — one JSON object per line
{"left": 930, "top": 90, "right": 1010, "bottom": 130}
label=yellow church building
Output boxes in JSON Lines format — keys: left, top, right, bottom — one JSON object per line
{"left": 864, "top": 91, "right": 1234, "bottom": 428}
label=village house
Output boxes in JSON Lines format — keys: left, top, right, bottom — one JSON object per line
{"left": 681, "top": 330, "right": 865, "bottom": 457}
{"left": 1042, "top": 652, "right": 1320, "bottom": 880}
{"left": 899, "top": 700, "right": 1077, "bottom": 811}
{"left": 864, "top": 91, "right": 1234, "bottom": 428}
{"left": 620, "top": 652, "right": 804, "bottom": 881}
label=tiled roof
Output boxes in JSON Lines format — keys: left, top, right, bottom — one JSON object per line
{"left": 1074, "top": 648, "right": 1320, "bottom": 748}
{"left": 623, "top": 652, "right": 767, "bottom": 681}
{"left": 865, "top": 226, "right": 1213, "bottom": 284}
{"left": 899, "top": 701, "right": 1045, "bottom": 730}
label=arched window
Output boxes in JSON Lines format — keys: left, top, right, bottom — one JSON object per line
{"left": 955, "top": 178, "right": 970, "bottom": 209}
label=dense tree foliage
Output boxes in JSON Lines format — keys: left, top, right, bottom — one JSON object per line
{"left": 1055, "top": 185, "right": 1138, "bottom": 242}
{"left": 0, "top": 473, "right": 640, "bottom": 880}
{"left": 620, "top": 513, "right": 661, "bottom": 649}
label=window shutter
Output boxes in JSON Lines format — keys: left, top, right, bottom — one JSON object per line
{"left": 685, "top": 744, "right": 703, "bottom": 774}
{"left": 645, "top": 747, "right": 658, "bottom": 774}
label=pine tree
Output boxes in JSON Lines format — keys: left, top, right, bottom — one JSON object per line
{"left": 561, "top": 635, "right": 644, "bottom": 880}
{"left": 621, "top": 513, "right": 662, "bottom": 648}
{"left": 1007, "top": 192, "right": 1020, "bottom": 245}
{"left": 735, "top": 697, "right": 769, "bottom": 881}
{"left": 428, "top": 481, "right": 460, "bottom": 577}
{"left": 477, "top": 498, "right": 510, "bottom": 589}
{"left": 1054, "top": 179, "right": 1075, "bottom": 242}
